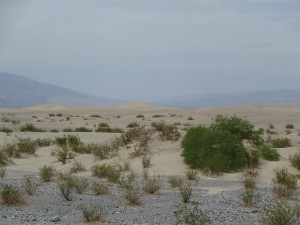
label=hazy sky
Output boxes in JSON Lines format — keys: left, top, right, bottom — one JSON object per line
{"left": 0, "top": 0, "right": 299, "bottom": 101}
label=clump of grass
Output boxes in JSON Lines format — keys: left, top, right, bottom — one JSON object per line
{"left": 175, "top": 201, "right": 211, "bottom": 225}
{"left": 20, "top": 123, "right": 45, "bottom": 132}
{"left": 179, "top": 181, "right": 194, "bottom": 203}
{"left": 39, "top": 165, "right": 56, "bottom": 182}
{"left": 240, "top": 170, "right": 260, "bottom": 206}
{"left": 285, "top": 124, "right": 295, "bottom": 129}
{"left": 0, "top": 127, "right": 13, "bottom": 134}
{"left": 262, "top": 201, "right": 296, "bottom": 225}
{"left": 168, "top": 176, "right": 183, "bottom": 188}
{"left": 23, "top": 175, "right": 38, "bottom": 195}
{"left": 69, "top": 160, "right": 86, "bottom": 174}
{"left": 151, "top": 121, "right": 181, "bottom": 141}
{"left": 136, "top": 114, "right": 145, "bottom": 118}
{"left": 258, "top": 144, "right": 280, "bottom": 161}
{"left": 119, "top": 171, "right": 136, "bottom": 190}
{"left": 90, "top": 144, "right": 111, "bottom": 160}
{"left": 143, "top": 176, "right": 161, "bottom": 194}
{"left": 57, "top": 173, "right": 75, "bottom": 201}
{"left": 17, "top": 138, "right": 37, "bottom": 155}
{"left": 152, "top": 114, "right": 165, "bottom": 118}
{"left": 0, "top": 166, "right": 6, "bottom": 178}
{"left": 0, "top": 148, "right": 12, "bottom": 165}
{"left": 81, "top": 205, "right": 105, "bottom": 223}
{"left": 74, "top": 127, "right": 92, "bottom": 132}
{"left": 125, "top": 187, "right": 141, "bottom": 205}
{"left": 72, "top": 177, "right": 89, "bottom": 194}
{"left": 142, "top": 155, "right": 151, "bottom": 168}
{"left": 272, "top": 167, "right": 298, "bottom": 199}
{"left": 95, "top": 123, "right": 123, "bottom": 133}
{"left": 271, "top": 138, "right": 292, "bottom": 148}
{"left": 35, "top": 138, "right": 53, "bottom": 147}
{"left": 63, "top": 128, "right": 73, "bottom": 132}
{"left": 1, "top": 184, "right": 25, "bottom": 205}
{"left": 186, "top": 169, "right": 198, "bottom": 181}
{"left": 289, "top": 151, "right": 300, "bottom": 171}
{"left": 92, "top": 182, "right": 110, "bottom": 195}
{"left": 52, "top": 147, "right": 75, "bottom": 164}
{"left": 91, "top": 164, "right": 121, "bottom": 183}
{"left": 127, "top": 122, "right": 140, "bottom": 128}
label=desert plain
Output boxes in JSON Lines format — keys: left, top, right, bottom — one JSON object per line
{"left": 0, "top": 102, "right": 299, "bottom": 225}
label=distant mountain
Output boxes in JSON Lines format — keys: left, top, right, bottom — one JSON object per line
{"left": 0, "top": 72, "right": 122, "bottom": 108}
{"left": 154, "top": 90, "right": 300, "bottom": 109}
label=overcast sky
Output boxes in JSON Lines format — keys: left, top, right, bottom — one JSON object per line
{"left": 0, "top": 0, "right": 299, "bottom": 101}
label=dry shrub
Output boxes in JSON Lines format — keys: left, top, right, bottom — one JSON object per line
{"left": 1, "top": 184, "right": 25, "bottom": 205}
{"left": 168, "top": 176, "right": 183, "bottom": 188}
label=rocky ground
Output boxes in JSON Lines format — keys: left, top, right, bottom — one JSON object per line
{"left": 0, "top": 176, "right": 299, "bottom": 225}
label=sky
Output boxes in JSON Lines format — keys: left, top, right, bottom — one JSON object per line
{"left": 0, "top": 0, "right": 299, "bottom": 101}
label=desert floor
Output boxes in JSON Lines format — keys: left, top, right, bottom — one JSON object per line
{"left": 0, "top": 103, "right": 299, "bottom": 224}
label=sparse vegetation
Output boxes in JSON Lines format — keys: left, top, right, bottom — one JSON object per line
{"left": 81, "top": 205, "right": 105, "bottom": 223}
{"left": 262, "top": 201, "right": 296, "bottom": 225}
{"left": 52, "top": 147, "right": 75, "bottom": 164}
{"left": 91, "top": 164, "right": 121, "bottom": 183}
{"left": 258, "top": 144, "right": 280, "bottom": 161}
{"left": 69, "top": 160, "right": 86, "bottom": 174}
{"left": 186, "top": 169, "right": 198, "bottom": 180}
{"left": 272, "top": 167, "right": 297, "bottom": 199}
{"left": 0, "top": 127, "right": 13, "bottom": 134}
{"left": 127, "top": 122, "right": 140, "bottom": 128}
{"left": 0, "top": 166, "right": 6, "bottom": 178}
{"left": 20, "top": 123, "right": 45, "bottom": 132}
{"left": 168, "top": 176, "right": 183, "bottom": 188}
{"left": 1, "top": 184, "right": 25, "bottom": 205}
{"left": 271, "top": 138, "right": 292, "bottom": 148}
{"left": 39, "top": 165, "right": 56, "bottom": 182}
{"left": 142, "top": 155, "right": 151, "bottom": 168}
{"left": 92, "top": 182, "right": 110, "bottom": 195}
{"left": 72, "top": 177, "right": 89, "bottom": 194}
{"left": 151, "top": 121, "right": 181, "bottom": 141}
{"left": 95, "top": 123, "right": 123, "bottom": 133}
{"left": 125, "top": 187, "right": 141, "bottom": 205}
{"left": 289, "top": 151, "right": 300, "bottom": 171}
{"left": 179, "top": 181, "right": 194, "bottom": 203}
{"left": 143, "top": 176, "right": 161, "bottom": 194}
{"left": 74, "top": 127, "right": 92, "bottom": 132}
{"left": 23, "top": 175, "right": 38, "bottom": 195}
{"left": 285, "top": 124, "right": 295, "bottom": 129}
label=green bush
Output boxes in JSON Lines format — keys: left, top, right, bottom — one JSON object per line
{"left": 52, "top": 147, "right": 75, "bottom": 164}
{"left": 0, "top": 127, "right": 13, "bottom": 134}
{"left": 35, "top": 138, "right": 53, "bottom": 147}
{"left": 127, "top": 122, "right": 140, "bottom": 128}
{"left": 39, "top": 165, "right": 56, "bottom": 182}
{"left": 259, "top": 144, "right": 280, "bottom": 161}
{"left": 182, "top": 125, "right": 247, "bottom": 173}
{"left": 17, "top": 138, "right": 37, "bottom": 155}
{"left": 271, "top": 138, "right": 292, "bottom": 148}
{"left": 95, "top": 123, "right": 123, "bottom": 133}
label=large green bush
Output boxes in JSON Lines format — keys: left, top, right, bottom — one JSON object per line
{"left": 182, "top": 115, "right": 262, "bottom": 173}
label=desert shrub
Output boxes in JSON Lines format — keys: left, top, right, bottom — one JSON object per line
{"left": 125, "top": 187, "right": 141, "bottom": 205}
{"left": 91, "top": 164, "right": 121, "bottom": 183}
{"left": 179, "top": 181, "right": 194, "bottom": 203}
{"left": 81, "top": 205, "right": 105, "bottom": 223}
{"left": 23, "top": 175, "right": 38, "bottom": 195}
{"left": 273, "top": 167, "right": 298, "bottom": 199}
{"left": 130, "top": 128, "right": 153, "bottom": 157}
{"left": 175, "top": 201, "right": 211, "bottom": 225}
{"left": 0, "top": 166, "right": 6, "bottom": 178}
{"left": 187, "top": 116, "right": 194, "bottom": 120}
{"left": 119, "top": 171, "right": 136, "bottom": 190}
{"left": 39, "top": 165, "right": 56, "bottom": 182}
{"left": 142, "top": 155, "right": 151, "bottom": 168}
{"left": 152, "top": 114, "right": 165, "bottom": 118}
{"left": 122, "top": 161, "right": 131, "bottom": 172}
{"left": 143, "top": 176, "right": 161, "bottom": 194}
{"left": 50, "top": 129, "right": 59, "bottom": 132}
{"left": 262, "top": 201, "right": 296, "bottom": 225}
{"left": 0, "top": 184, "right": 25, "bottom": 205}
{"left": 240, "top": 171, "right": 259, "bottom": 206}
{"left": 289, "top": 151, "right": 300, "bottom": 171}
{"left": 136, "top": 114, "right": 144, "bottom": 118}
{"left": 285, "top": 124, "right": 295, "bottom": 129}
{"left": 127, "top": 122, "right": 140, "bottom": 128}
{"left": 151, "top": 121, "right": 181, "bottom": 141}
{"left": 95, "top": 123, "right": 123, "bottom": 133}
{"left": 20, "top": 123, "right": 45, "bottom": 132}
{"left": 271, "top": 138, "right": 292, "bottom": 148}
{"left": 72, "top": 177, "right": 89, "bottom": 194}
{"left": 17, "top": 138, "right": 37, "bottom": 155}
{"left": 57, "top": 173, "right": 75, "bottom": 201}
{"left": 168, "top": 176, "right": 183, "bottom": 188}
{"left": 245, "top": 149, "right": 260, "bottom": 170}
{"left": 35, "top": 138, "right": 53, "bottom": 147}
{"left": 0, "top": 148, "right": 12, "bottom": 165}
{"left": 91, "top": 144, "right": 111, "bottom": 160}
{"left": 55, "top": 135, "right": 84, "bottom": 153}
{"left": 121, "top": 127, "right": 143, "bottom": 145}
{"left": 92, "top": 182, "right": 109, "bottom": 195}
{"left": 186, "top": 169, "right": 198, "bottom": 181}
{"left": 69, "top": 160, "right": 86, "bottom": 174}
{"left": 74, "top": 127, "right": 92, "bottom": 132}
{"left": 0, "top": 127, "right": 13, "bottom": 134}
{"left": 182, "top": 125, "right": 247, "bottom": 173}
{"left": 259, "top": 144, "right": 280, "bottom": 161}
{"left": 241, "top": 189, "right": 260, "bottom": 206}
{"left": 52, "top": 147, "right": 75, "bottom": 164}
{"left": 63, "top": 127, "right": 73, "bottom": 132}
{"left": 257, "top": 128, "right": 265, "bottom": 135}
{"left": 269, "top": 124, "right": 275, "bottom": 129}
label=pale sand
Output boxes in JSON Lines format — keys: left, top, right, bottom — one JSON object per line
{"left": 1, "top": 103, "right": 299, "bottom": 194}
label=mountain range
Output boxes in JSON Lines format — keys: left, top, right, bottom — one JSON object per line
{"left": 0, "top": 72, "right": 299, "bottom": 109}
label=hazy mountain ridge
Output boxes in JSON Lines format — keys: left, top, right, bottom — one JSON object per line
{"left": 1, "top": 72, "right": 299, "bottom": 108}
{"left": 0, "top": 73, "right": 122, "bottom": 108}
